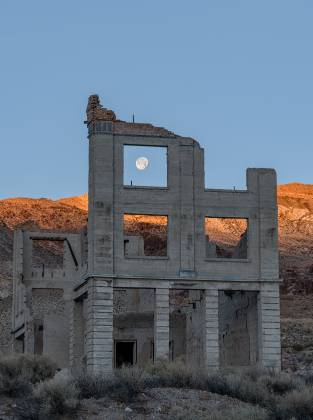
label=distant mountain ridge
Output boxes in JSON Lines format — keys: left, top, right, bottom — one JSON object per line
{"left": 0, "top": 196, "right": 88, "bottom": 231}
{"left": 1, "top": 184, "right": 313, "bottom": 294}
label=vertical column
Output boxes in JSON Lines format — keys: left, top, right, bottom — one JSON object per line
{"left": 203, "top": 289, "right": 219, "bottom": 371}
{"left": 154, "top": 288, "right": 169, "bottom": 361}
{"left": 88, "top": 130, "right": 114, "bottom": 276}
{"left": 179, "top": 144, "right": 195, "bottom": 276}
{"left": 86, "top": 278, "right": 113, "bottom": 373}
{"left": 12, "top": 230, "right": 24, "bottom": 334}
{"left": 258, "top": 169, "right": 279, "bottom": 280}
{"left": 258, "top": 283, "right": 281, "bottom": 370}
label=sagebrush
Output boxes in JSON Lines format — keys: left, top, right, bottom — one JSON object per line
{"left": 4, "top": 356, "right": 313, "bottom": 420}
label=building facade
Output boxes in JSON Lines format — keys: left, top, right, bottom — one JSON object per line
{"left": 12, "top": 95, "right": 281, "bottom": 373}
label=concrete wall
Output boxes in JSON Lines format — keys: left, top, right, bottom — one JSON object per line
{"left": 86, "top": 118, "right": 279, "bottom": 284}
{"left": 219, "top": 291, "right": 258, "bottom": 367}
{"left": 114, "top": 289, "right": 155, "bottom": 314}
{"left": 30, "top": 288, "right": 70, "bottom": 368}
{"left": 12, "top": 230, "right": 84, "bottom": 368}
{"left": 169, "top": 290, "right": 204, "bottom": 367}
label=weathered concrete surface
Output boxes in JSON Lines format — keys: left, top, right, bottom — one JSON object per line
{"left": 219, "top": 291, "right": 258, "bottom": 367}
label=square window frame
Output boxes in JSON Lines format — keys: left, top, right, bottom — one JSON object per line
{"left": 31, "top": 238, "right": 65, "bottom": 271}
{"left": 204, "top": 216, "right": 250, "bottom": 262}
{"left": 122, "top": 144, "right": 169, "bottom": 189}
{"left": 122, "top": 213, "right": 169, "bottom": 260}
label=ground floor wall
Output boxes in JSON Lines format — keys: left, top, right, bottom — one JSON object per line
{"left": 11, "top": 279, "right": 281, "bottom": 373}
{"left": 219, "top": 291, "right": 258, "bottom": 367}
{"left": 14, "top": 288, "right": 72, "bottom": 368}
{"left": 70, "top": 280, "right": 281, "bottom": 373}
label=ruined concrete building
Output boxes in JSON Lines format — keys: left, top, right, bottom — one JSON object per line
{"left": 11, "top": 95, "right": 281, "bottom": 372}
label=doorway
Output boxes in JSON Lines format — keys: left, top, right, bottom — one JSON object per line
{"left": 115, "top": 340, "right": 137, "bottom": 368}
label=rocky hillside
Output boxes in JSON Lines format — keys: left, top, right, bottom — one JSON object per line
{"left": 0, "top": 196, "right": 87, "bottom": 296}
{"left": 278, "top": 184, "right": 313, "bottom": 294}
{"left": 0, "top": 184, "right": 313, "bottom": 294}
{"left": 0, "top": 197, "right": 88, "bottom": 230}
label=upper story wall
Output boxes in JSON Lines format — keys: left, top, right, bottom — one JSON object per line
{"left": 86, "top": 95, "right": 279, "bottom": 283}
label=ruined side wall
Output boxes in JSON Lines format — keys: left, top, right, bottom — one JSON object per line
{"left": 29, "top": 288, "right": 70, "bottom": 368}
{"left": 185, "top": 297, "right": 204, "bottom": 368}
{"left": 169, "top": 313, "right": 186, "bottom": 361}
{"left": 70, "top": 299, "right": 87, "bottom": 371}
{"left": 219, "top": 291, "right": 258, "bottom": 367}
{"left": 170, "top": 290, "right": 204, "bottom": 367}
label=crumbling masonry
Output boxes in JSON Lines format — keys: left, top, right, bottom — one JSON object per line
{"left": 11, "top": 95, "right": 281, "bottom": 372}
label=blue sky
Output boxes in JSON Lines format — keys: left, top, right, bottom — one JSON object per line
{"left": 0, "top": 1, "right": 312, "bottom": 199}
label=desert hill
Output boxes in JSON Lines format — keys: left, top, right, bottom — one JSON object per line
{"left": 278, "top": 184, "right": 313, "bottom": 294}
{"left": 0, "top": 196, "right": 87, "bottom": 231}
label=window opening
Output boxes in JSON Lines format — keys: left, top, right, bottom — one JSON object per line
{"left": 205, "top": 217, "right": 248, "bottom": 259}
{"left": 123, "top": 145, "right": 167, "bottom": 187}
{"left": 124, "top": 214, "right": 168, "bottom": 257}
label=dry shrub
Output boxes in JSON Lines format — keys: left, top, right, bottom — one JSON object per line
{"left": 114, "top": 365, "right": 148, "bottom": 401}
{"left": 75, "top": 372, "right": 115, "bottom": 399}
{"left": 13, "top": 397, "right": 41, "bottom": 420}
{"left": 0, "top": 354, "right": 56, "bottom": 397}
{"left": 0, "top": 372, "right": 31, "bottom": 398}
{"left": 34, "top": 376, "right": 79, "bottom": 418}
{"left": 241, "top": 366, "right": 269, "bottom": 382}
{"left": 146, "top": 359, "right": 207, "bottom": 389}
{"left": 75, "top": 366, "right": 147, "bottom": 403}
{"left": 73, "top": 363, "right": 313, "bottom": 418}
{"left": 205, "top": 368, "right": 304, "bottom": 411}
{"left": 146, "top": 361, "right": 273, "bottom": 407}
{"left": 207, "top": 372, "right": 273, "bottom": 407}
{"left": 274, "top": 386, "right": 313, "bottom": 420}
{"left": 14, "top": 377, "right": 79, "bottom": 420}
{"left": 303, "top": 373, "right": 313, "bottom": 385}
{"left": 259, "top": 372, "right": 304, "bottom": 396}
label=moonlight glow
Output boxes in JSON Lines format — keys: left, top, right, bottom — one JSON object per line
{"left": 135, "top": 156, "right": 149, "bottom": 170}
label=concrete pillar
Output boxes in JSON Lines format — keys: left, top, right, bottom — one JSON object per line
{"left": 203, "top": 289, "right": 219, "bottom": 371}
{"left": 179, "top": 144, "right": 195, "bottom": 276}
{"left": 12, "top": 230, "right": 24, "bottom": 335}
{"left": 86, "top": 278, "right": 113, "bottom": 373}
{"left": 258, "top": 169, "right": 279, "bottom": 280}
{"left": 154, "top": 288, "right": 169, "bottom": 361}
{"left": 258, "top": 283, "right": 281, "bottom": 370}
{"left": 87, "top": 130, "right": 114, "bottom": 276}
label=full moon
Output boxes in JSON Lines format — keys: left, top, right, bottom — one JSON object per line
{"left": 136, "top": 156, "right": 149, "bottom": 170}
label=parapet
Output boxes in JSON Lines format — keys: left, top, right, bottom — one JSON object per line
{"left": 85, "top": 94, "right": 196, "bottom": 141}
